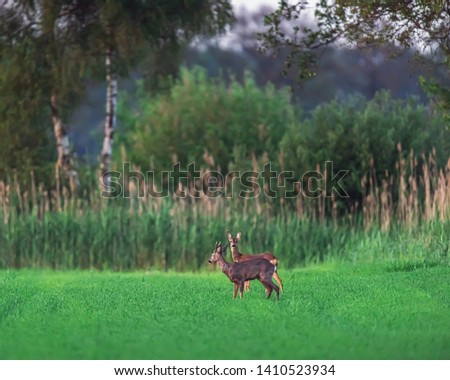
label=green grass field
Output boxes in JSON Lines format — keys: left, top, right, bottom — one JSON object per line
{"left": 1, "top": 264, "right": 449, "bottom": 360}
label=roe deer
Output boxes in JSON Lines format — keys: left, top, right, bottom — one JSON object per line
{"left": 208, "top": 242, "right": 279, "bottom": 300}
{"left": 226, "top": 231, "right": 284, "bottom": 292}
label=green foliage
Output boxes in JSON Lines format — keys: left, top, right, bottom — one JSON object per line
{"left": 419, "top": 76, "right": 450, "bottom": 124}
{"left": 0, "top": 1, "right": 94, "bottom": 179}
{"left": 259, "top": 1, "right": 450, "bottom": 113}
{"left": 119, "top": 70, "right": 448, "bottom": 202}
{"left": 281, "top": 91, "right": 450, "bottom": 197}
{"left": 84, "top": 0, "right": 233, "bottom": 80}
{"left": 1, "top": 266, "right": 449, "bottom": 359}
{"left": 0, "top": 201, "right": 330, "bottom": 270}
{"left": 119, "top": 67, "right": 299, "bottom": 172}
{"left": 0, "top": 40, "right": 56, "bottom": 178}
{"left": 1, "top": 197, "right": 449, "bottom": 270}
{"left": 0, "top": 2, "right": 91, "bottom": 116}
{"left": 0, "top": 111, "right": 55, "bottom": 180}
{"left": 0, "top": 0, "right": 234, "bottom": 180}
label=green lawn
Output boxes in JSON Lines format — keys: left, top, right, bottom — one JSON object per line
{"left": 1, "top": 264, "right": 449, "bottom": 359}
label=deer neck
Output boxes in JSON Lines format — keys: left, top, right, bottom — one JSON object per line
{"left": 230, "top": 247, "right": 241, "bottom": 261}
{"left": 216, "top": 255, "right": 232, "bottom": 276}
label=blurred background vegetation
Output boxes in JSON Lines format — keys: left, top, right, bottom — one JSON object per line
{"left": 0, "top": 1, "right": 449, "bottom": 270}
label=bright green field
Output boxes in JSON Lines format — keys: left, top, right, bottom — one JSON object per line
{"left": 1, "top": 265, "right": 449, "bottom": 360}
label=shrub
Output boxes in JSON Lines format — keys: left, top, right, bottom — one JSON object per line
{"left": 118, "top": 66, "right": 300, "bottom": 173}
{"left": 280, "top": 91, "right": 450, "bottom": 199}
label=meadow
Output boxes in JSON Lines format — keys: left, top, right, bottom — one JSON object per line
{"left": 1, "top": 1, "right": 450, "bottom": 364}
{"left": 1, "top": 264, "right": 449, "bottom": 360}
{"left": 1, "top": 148, "right": 449, "bottom": 360}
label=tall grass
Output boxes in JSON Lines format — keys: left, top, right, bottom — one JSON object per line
{"left": 0, "top": 151, "right": 449, "bottom": 270}
{"left": 0, "top": 198, "right": 345, "bottom": 270}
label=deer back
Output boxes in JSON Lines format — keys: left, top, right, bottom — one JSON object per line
{"left": 234, "top": 252, "right": 278, "bottom": 266}
{"left": 229, "top": 258, "right": 275, "bottom": 282}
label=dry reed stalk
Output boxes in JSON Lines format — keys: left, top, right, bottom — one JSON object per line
{"left": 435, "top": 169, "right": 447, "bottom": 221}
{"left": 251, "top": 153, "right": 263, "bottom": 216}
{"left": 202, "top": 149, "right": 215, "bottom": 168}
{"left": 44, "top": 189, "right": 51, "bottom": 214}
{"left": 434, "top": 158, "right": 450, "bottom": 221}
{"left": 368, "top": 159, "right": 381, "bottom": 229}
{"left": 295, "top": 182, "right": 304, "bottom": 218}
{"left": 129, "top": 180, "right": 136, "bottom": 213}
{"left": 23, "top": 190, "right": 30, "bottom": 214}
{"left": 1, "top": 148, "right": 450, "bottom": 232}
{"left": 396, "top": 144, "right": 407, "bottom": 224}
{"left": 30, "top": 171, "right": 37, "bottom": 208}
{"left": 13, "top": 172, "right": 24, "bottom": 214}
{"left": 54, "top": 165, "right": 61, "bottom": 212}
{"left": 62, "top": 187, "right": 70, "bottom": 212}
{"left": 445, "top": 158, "right": 450, "bottom": 219}
{"left": 406, "top": 151, "right": 418, "bottom": 226}
{"left": 331, "top": 192, "right": 338, "bottom": 228}
{"left": 380, "top": 173, "right": 393, "bottom": 232}
{"left": 422, "top": 154, "right": 433, "bottom": 221}
{"left": 362, "top": 173, "right": 375, "bottom": 230}
{"left": 315, "top": 164, "right": 323, "bottom": 223}
{"left": 0, "top": 181, "right": 10, "bottom": 224}
{"left": 348, "top": 201, "right": 358, "bottom": 230}
{"left": 37, "top": 183, "right": 45, "bottom": 220}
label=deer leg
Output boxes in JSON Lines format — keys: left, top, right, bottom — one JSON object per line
{"left": 233, "top": 282, "right": 238, "bottom": 299}
{"left": 244, "top": 280, "right": 251, "bottom": 292}
{"left": 262, "top": 275, "right": 280, "bottom": 300}
{"left": 273, "top": 272, "right": 284, "bottom": 292}
{"left": 270, "top": 280, "right": 280, "bottom": 301}
{"left": 239, "top": 282, "right": 245, "bottom": 299}
{"left": 259, "top": 279, "right": 273, "bottom": 299}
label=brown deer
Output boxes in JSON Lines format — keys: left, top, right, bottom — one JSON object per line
{"left": 226, "top": 231, "right": 284, "bottom": 292}
{"left": 208, "top": 241, "right": 279, "bottom": 300}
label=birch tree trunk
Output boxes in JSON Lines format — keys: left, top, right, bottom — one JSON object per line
{"left": 50, "top": 93, "right": 79, "bottom": 192}
{"left": 100, "top": 46, "right": 118, "bottom": 188}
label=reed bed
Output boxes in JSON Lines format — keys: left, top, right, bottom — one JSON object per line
{"left": 0, "top": 151, "right": 449, "bottom": 270}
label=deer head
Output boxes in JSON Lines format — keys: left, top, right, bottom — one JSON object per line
{"left": 226, "top": 231, "right": 241, "bottom": 250}
{"left": 208, "top": 241, "right": 228, "bottom": 264}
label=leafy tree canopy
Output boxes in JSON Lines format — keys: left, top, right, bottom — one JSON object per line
{"left": 0, "top": 0, "right": 233, "bottom": 177}
{"left": 259, "top": 0, "right": 449, "bottom": 118}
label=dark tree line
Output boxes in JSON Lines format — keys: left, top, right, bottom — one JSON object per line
{"left": 1, "top": 1, "right": 449, "bottom": 192}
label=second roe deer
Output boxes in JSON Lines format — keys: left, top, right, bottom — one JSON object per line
{"left": 208, "top": 241, "right": 279, "bottom": 300}
{"left": 226, "top": 231, "right": 284, "bottom": 292}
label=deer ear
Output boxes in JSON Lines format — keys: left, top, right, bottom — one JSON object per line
{"left": 236, "top": 232, "right": 242, "bottom": 240}
{"left": 226, "top": 230, "right": 232, "bottom": 239}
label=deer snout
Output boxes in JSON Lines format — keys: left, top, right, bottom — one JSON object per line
{"left": 208, "top": 259, "right": 212, "bottom": 263}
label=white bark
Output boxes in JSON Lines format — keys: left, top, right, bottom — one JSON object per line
{"left": 100, "top": 46, "right": 118, "bottom": 188}
{"left": 51, "top": 93, "right": 79, "bottom": 192}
